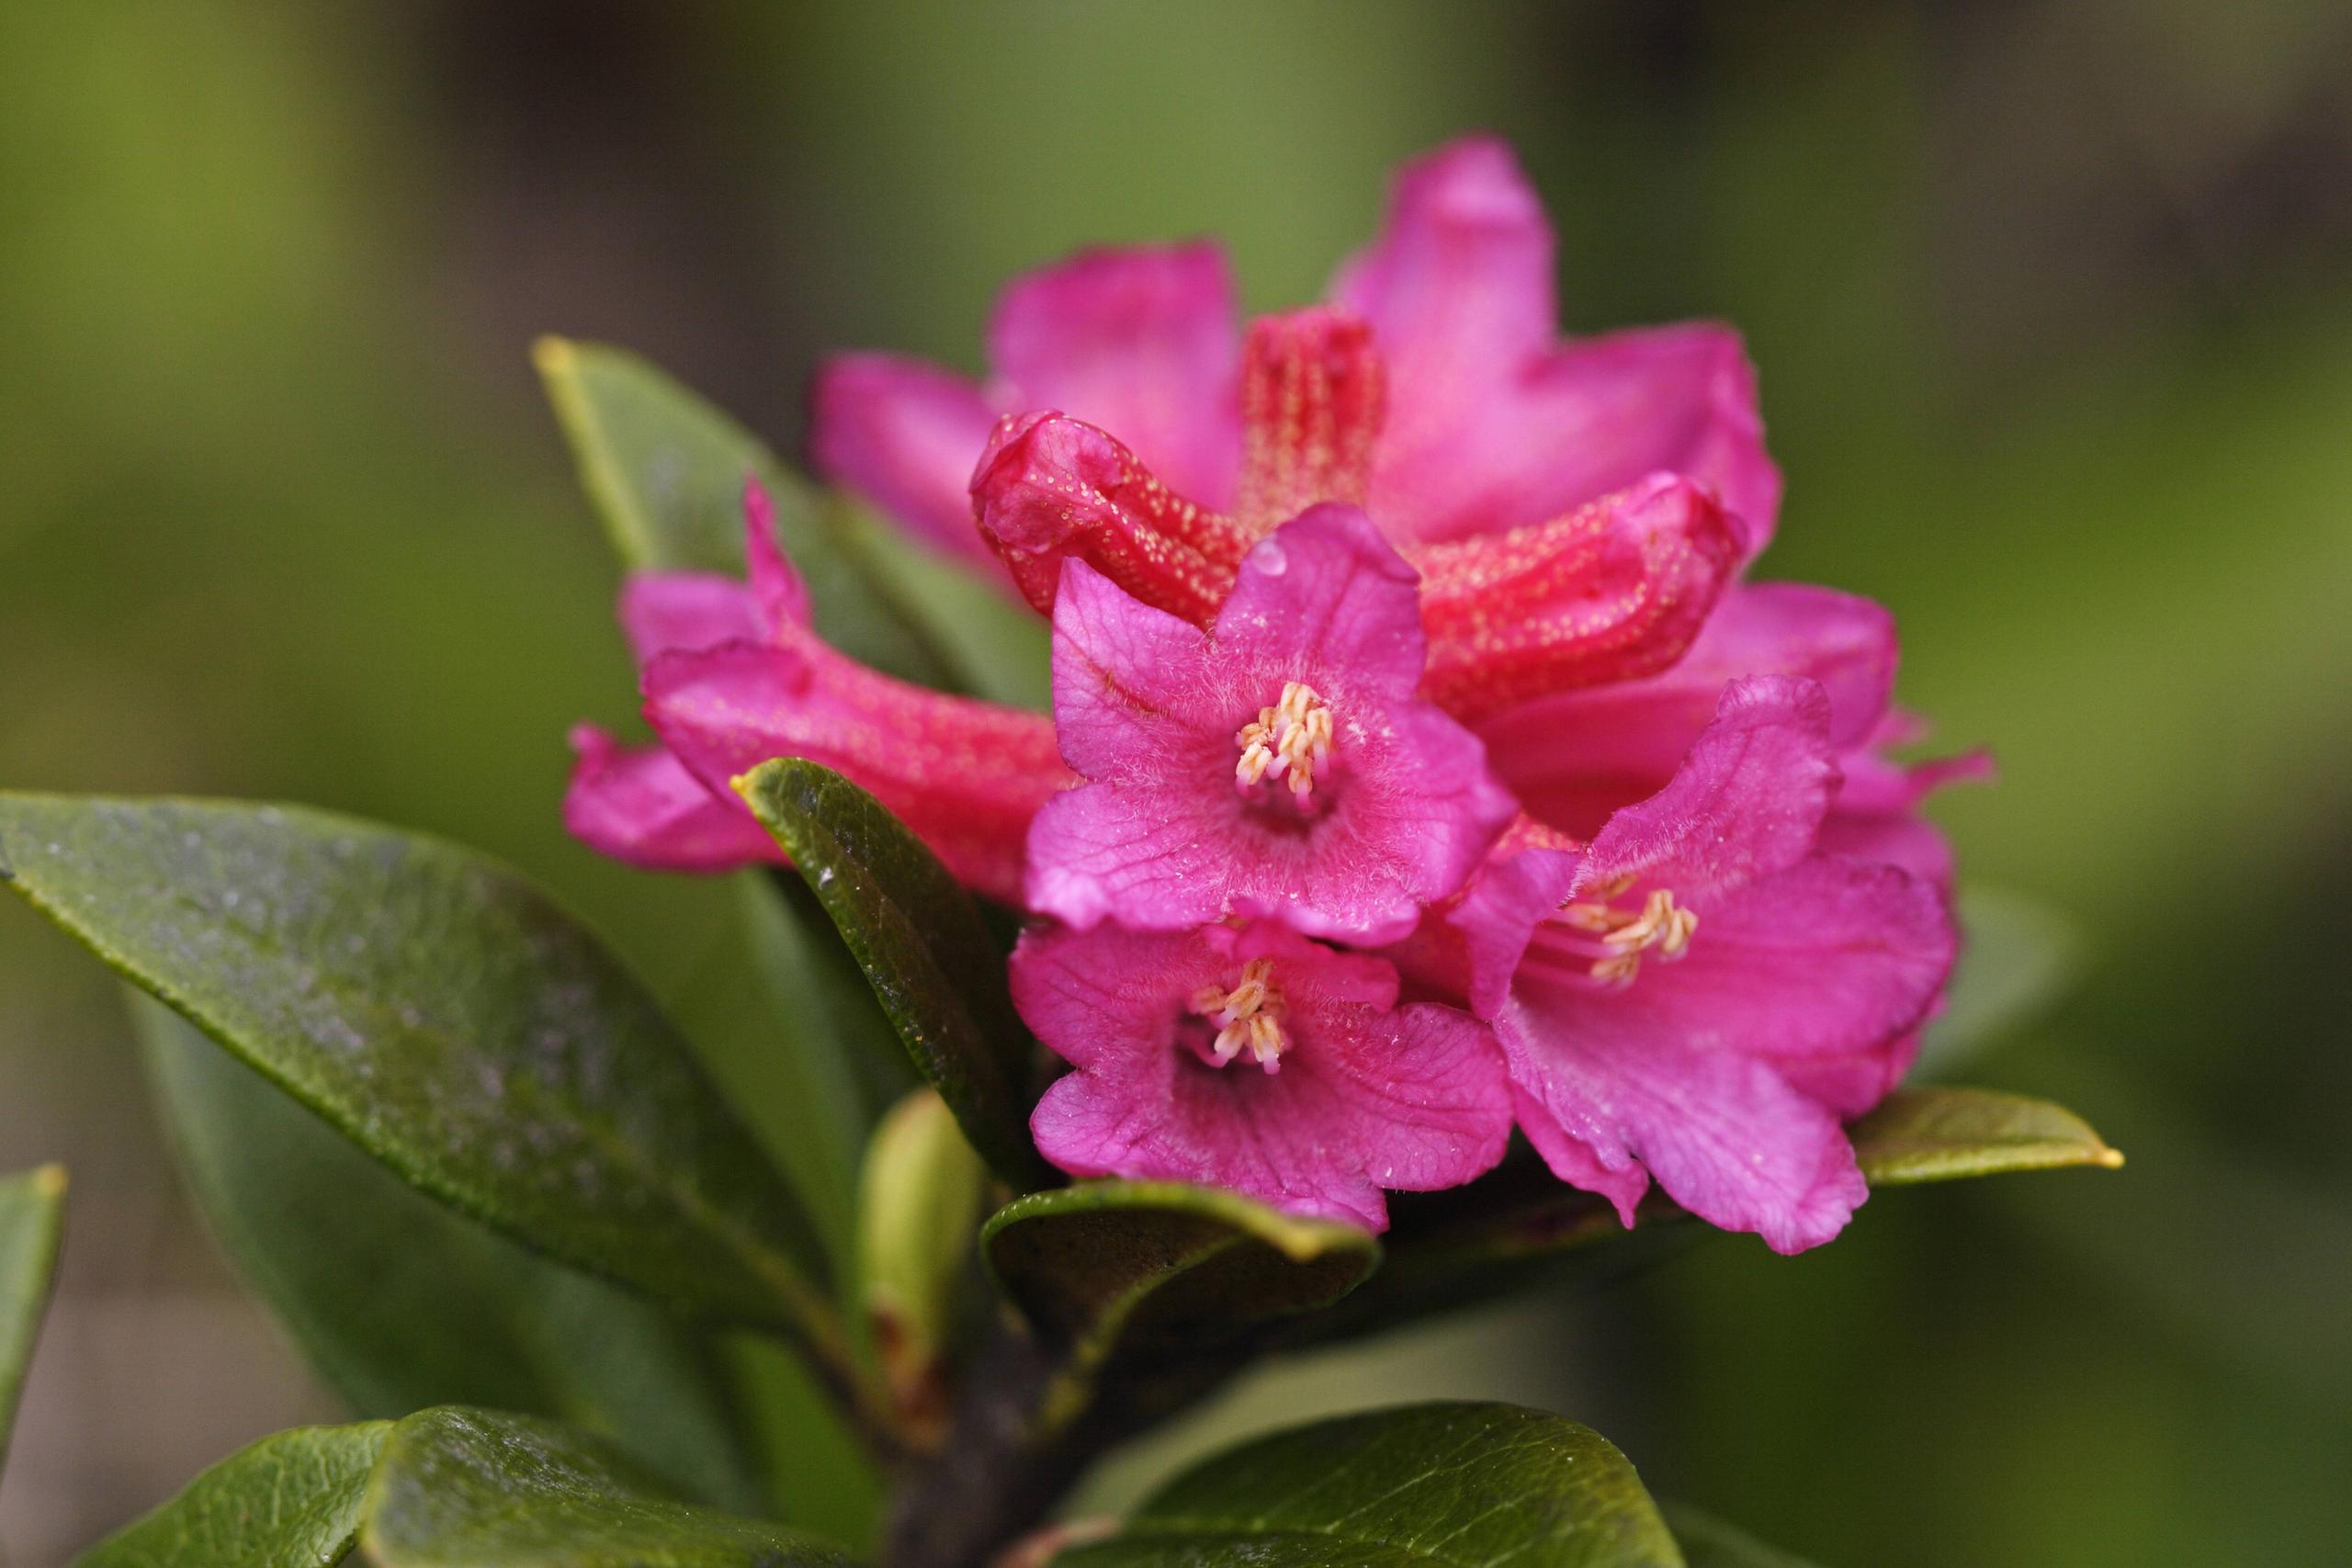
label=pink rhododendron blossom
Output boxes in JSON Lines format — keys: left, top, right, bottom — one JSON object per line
{"left": 1013, "top": 919, "right": 1511, "bottom": 1230}
{"left": 1472, "top": 583, "right": 1987, "bottom": 887}
{"left": 818, "top": 136, "right": 1771, "bottom": 594}
{"left": 563, "top": 483, "right": 1071, "bottom": 901}
{"left": 1025, "top": 505, "right": 1516, "bottom": 944}
{"left": 1446, "top": 675, "right": 1957, "bottom": 1254}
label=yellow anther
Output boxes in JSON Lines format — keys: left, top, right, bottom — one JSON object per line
{"left": 1189, "top": 956, "right": 1290, "bottom": 1072}
{"left": 1567, "top": 885, "right": 1698, "bottom": 986}
{"left": 1236, "top": 682, "right": 1336, "bottom": 802}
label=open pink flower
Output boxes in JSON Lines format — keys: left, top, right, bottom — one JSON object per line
{"left": 1449, "top": 675, "right": 1957, "bottom": 1254}
{"left": 818, "top": 137, "right": 1770, "bottom": 618}
{"left": 1014, "top": 919, "right": 1511, "bottom": 1230}
{"left": 1473, "top": 583, "right": 1988, "bottom": 887}
{"left": 1026, "top": 505, "right": 1516, "bottom": 944}
{"left": 563, "top": 483, "right": 1072, "bottom": 902}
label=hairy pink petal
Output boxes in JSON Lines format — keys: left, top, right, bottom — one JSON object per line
{"left": 808, "top": 354, "right": 1005, "bottom": 572}
{"left": 987, "top": 243, "right": 1243, "bottom": 509}
{"left": 1015, "top": 922, "right": 1511, "bottom": 1231}
{"left": 1234, "top": 308, "right": 1388, "bottom": 530}
{"left": 561, "top": 727, "right": 780, "bottom": 873}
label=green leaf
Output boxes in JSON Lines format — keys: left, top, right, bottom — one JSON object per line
{"left": 831, "top": 496, "right": 1053, "bottom": 711}
{"left": 536, "top": 334, "right": 987, "bottom": 694}
{"left": 1849, "top": 1085, "right": 2123, "bottom": 1185}
{"left": 1662, "top": 1503, "right": 1824, "bottom": 1568}
{"left": 859, "top": 1089, "right": 985, "bottom": 1426}
{"left": 0, "top": 1163, "right": 66, "bottom": 1474}
{"left": 734, "top": 760, "right": 1047, "bottom": 1188}
{"left": 360, "top": 1406, "right": 851, "bottom": 1567}
{"left": 78, "top": 1422, "right": 390, "bottom": 1568}
{"left": 133, "top": 995, "right": 767, "bottom": 1511}
{"left": 1917, "top": 886, "right": 2081, "bottom": 1072}
{"left": 1056, "top": 1401, "right": 1682, "bottom": 1568}
{"left": 0, "top": 794, "right": 838, "bottom": 1352}
{"left": 984, "top": 1180, "right": 1378, "bottom": 1427}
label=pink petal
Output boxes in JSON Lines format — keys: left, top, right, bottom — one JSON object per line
{"left": 1579, "top": 674, "right": 1839, "bottom": 904}
{"left": 560, "top": 726, "right": 779, "bottom": 873}
{"left": 616, "top": 573, "right": 765, "bottom": 667}
{"left": 987, "top": 243, "right": 1243, "bottom": 510}
{"left": 1815, "top": 811, "right": 1957, "bottom": 890}
{"left": 1046, "top": 558, "right": 1219, "bottom": 780}
{"left": 1369, "top": 323, "right": 1781, "bottom": 555}
{"left": 742, "top": 477, "right": 814, "bottom": 630}
{"left": 1500, "top": 1002, "right": 1868, "bottom": 1254}
{"left": 808, "top": 353, "right": 1004, "bottom": 571}
{"left": 1211, "top": 505, "right": 1429, "bottom": 699}
{"left": 642, "top": 640, "right": 1069, "bottom": 906}
{"left": 1332, "top": 137, "right": 1556, "bottom": 429}
{"left": 1477, "top": 583, "right": 1902, "bottom": 835}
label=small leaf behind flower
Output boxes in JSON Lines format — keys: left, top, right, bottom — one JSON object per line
{"left": 78, "top": 1422, "right": 390, "bottom": 1568}
{"left": 0, "top": 794, "right": 837, "bottom": 1350}
{"left": 1849, "top": 1085, "right": 2123, "bottom": 1185}
{"left": 361, "top": 1406, "right": 851, "bottom": 1567}
{"left": 0, "top": 1164, "right": 65, "bottom": 1475}
{"left": 984, "top": 1179, "right": 1379, "bottom": 1427}
{"left": 735, "top": 760, "right": 1048, "bottom": 1189}
{"left": 1663, "top": 1502, "right": 1825, "bottom": 1568}
{"left": 1054, "top": 1401, "right": 1682, "bottom": 1568}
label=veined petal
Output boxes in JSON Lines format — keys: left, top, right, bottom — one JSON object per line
{"left": 1212, "top": 505, "right": 1429, "bottom": 699}
{"left": 1500, "top": 1001, "right": 1868, "bottom": 1254}
{"left": 1048, "top": 558, "right": 1218, "bottom": 780}
{"left": 561, "top": 726, "right": 780, "bottom": 872}
{"left": 809, "top": 353, "right": 1005, "bottom": 571}
{"left": 1579, "top": 675, "right": 1839, "bottom": 903}
{"left": 1234, "top": 307, "right": 1388, "bottom": 530}
{"left": 1416, "top": 474, "right": 1744, "bottom": 719}
{"left": 987, "top": 242, "right": 1243, "bottom": 509}
{"left": 971, "top": 412, "right": 1251, "bottom": 621}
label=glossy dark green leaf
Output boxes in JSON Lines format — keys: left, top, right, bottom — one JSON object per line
{"left": 1849, "top": 1085, "right": 2122, "bottom": 1185}
{"left": 133, "top": 995, "right": 765, "bottom": 1511}
{"left": 984, "top": 1180, "right": 1378, "bottom": 1425}
{"left": 0, "top": 794, "right": 838, "bottom": 1354}
{"left": 0, "top": 1163, "right": 65, "bottom": 1474}
{"left": 1056, "top": 1402, "right": 1682, "bottom": 1568}
{"left": 1662, "top": 1503, "right": 1823, "bottom": 1568}
{"left": 533, "top": 335, "right": 933, "bottom": 676}
{"left": 360, "top": 1406, "right": 851, "bottom": 1567}
{"left": 78, "top": 1421, "right": 390, "bottom": 1568}
{"left": 734, "top": 761, "right": 1047, "bottom": 1188}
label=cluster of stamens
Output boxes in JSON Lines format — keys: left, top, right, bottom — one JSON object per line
{"left": 1188, "top": 957, "right": 1289, "bottom": 1072}
{"left": 1558, "top": 877, "right": 1699, "bottom": 986}
{"left": 1236, "top": 682, "right": 1336, "bottom": 802}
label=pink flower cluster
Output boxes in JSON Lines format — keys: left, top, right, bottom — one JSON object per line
{"left": 565, "top": 140, "right": 1982, "bottom": 1252}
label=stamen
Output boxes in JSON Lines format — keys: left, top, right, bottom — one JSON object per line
{"left": 1188, "top": 956, "right": 1289, "bottom": 1072}
{"left": 1235, "top": 682, "right": 1337, "bottom": 802}
{"left": 1556, "top": 884, "right": 1698, "bottom": 987}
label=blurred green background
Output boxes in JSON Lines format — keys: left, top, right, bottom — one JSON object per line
{"left": 3, "top": 3, "right": 2346, "bottom": 1563}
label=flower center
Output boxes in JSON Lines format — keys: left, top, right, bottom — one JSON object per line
{"left": 1558, "top": 877, "right": 1699, "bottom": 987}
{"left": 1235, "top": 682, "right": 1335, "bottom": 802}
{"left": 1188, "top": 957, "right": 1289, "bottom": 1073}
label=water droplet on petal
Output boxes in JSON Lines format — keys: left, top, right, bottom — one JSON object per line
{"left": 1250, "top": 537, "right": 1287, "bottom": 576}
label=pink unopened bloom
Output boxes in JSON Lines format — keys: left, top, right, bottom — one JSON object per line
{"left": 563, "top": 483, "right": 1072, "bottom": 902}
{"left": 1472, "top": 583, "right": 1989, "bottom": 887}
{"left": 1026, "top": 505, "right": 1517, "bottom": 944}
{"left": 1449, "top": 675, "right": 1957, "bottom": 1254}
{"left": 1014, "top": 919, "right": 1511, "bottom": 1230}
